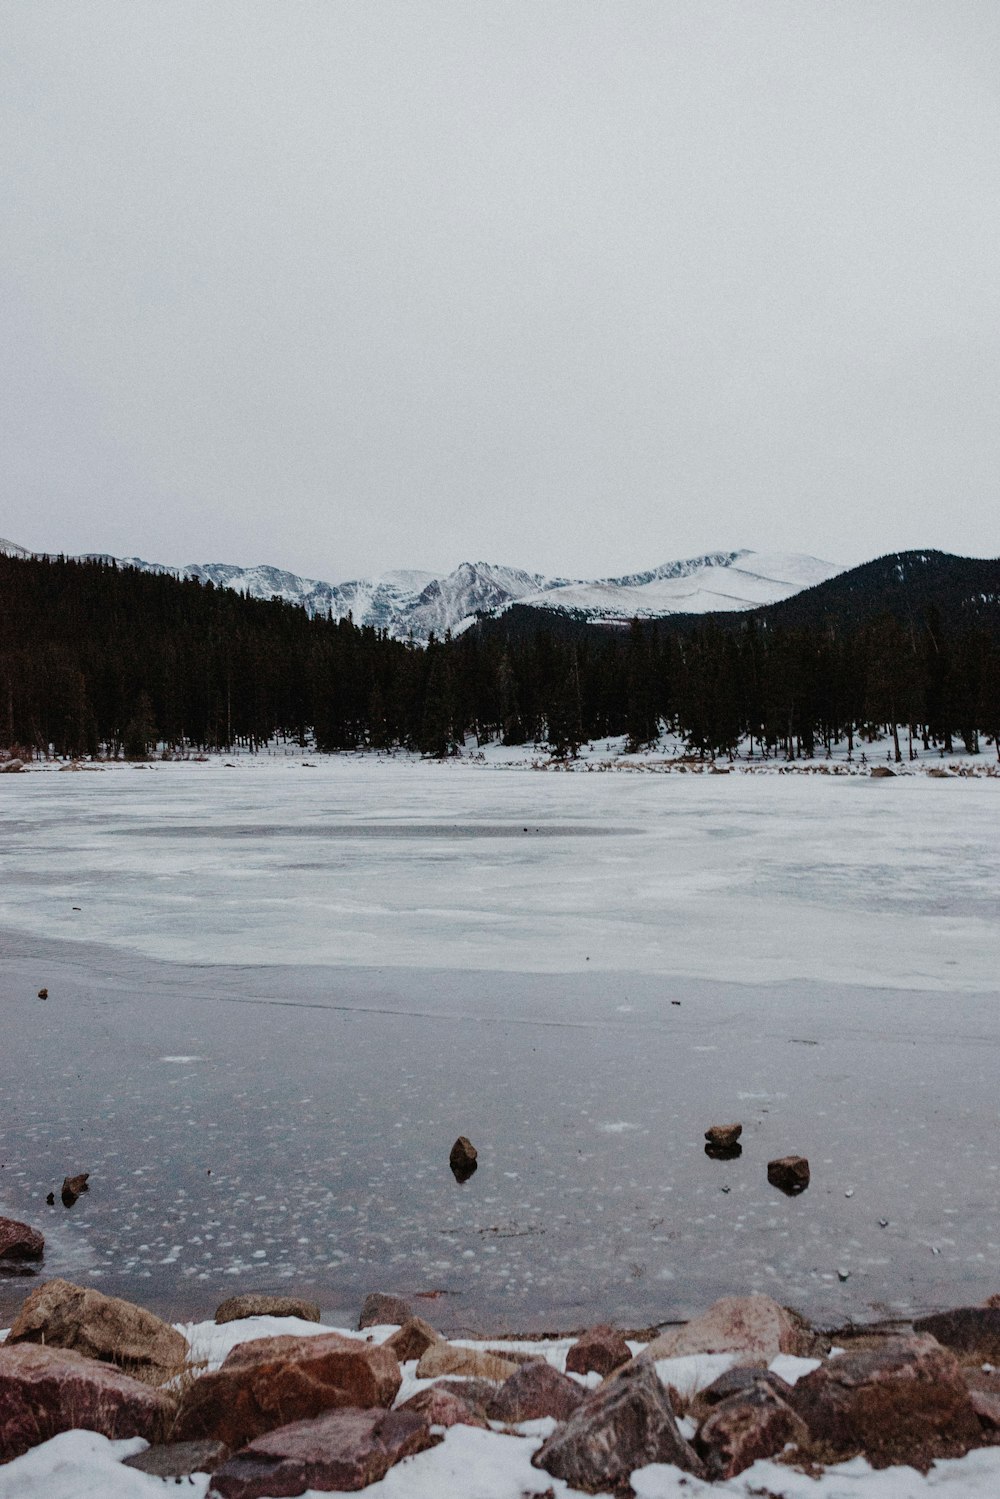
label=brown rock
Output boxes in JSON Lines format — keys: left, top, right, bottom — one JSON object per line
{"left": 7, "top": 1278, "right": 189, "bottom": 1385}
{"left": 984, "top": 1293, "right": 1000, "bottom": 1309}
{"left": 696, "top": 1380, "right": 808, "bottom": 1479}
{"left": 61, "top": 1172, "right": 89, "bottom": 1207}
{"left": 913, "top": 1307, "right": 1000, "bottom": 1363}
{"left": 791, "top": 1334, "right": 981, "bottom": 1469}
{"left": 215, "top": 1294, "right": 321, "bottom": 1325}
{"left": 415, "top": 1340, "right": 518, "bottom": 1381}
{"left": 487, "top": 1360, "right": 585, "bottom": 1423}
{"left": 358, "top": 1291, "right": 413, "bottom": 1329}
{"left": 176, "top": 1331, "right": 400, "bottom": 1448}
{"left": 431, "top": 1377, "right": 504, "bottom": 1412}
{"left": 871, "top": 765, "right": 896, "bottom": 778}
{"left": 646, "top": 1295, "right": 814, "bottom": 1362}
{"left": 0, "top": 1215, "right": 44, "bottom": 1262}
{"left": 123, "top": 1438, "right": 230, "bottom": 1476}
{"left": 449, "top": 1135, "right": 478, "bottom": 1171}
{"left": 767, "top": 1155, "right": 810, "bottom": 1194}
{"left": 532, "top": 1354, "right": 705, "bottom": 1491}
{"left": 397, "top": 1385, "right": 489, "bottom": 1428}
{"left": 385, "top": 1316, "right": 440, "bottom": 1362}
{"left": 37, "top": 988, "right": 48, "bottom": 999}
{"left": 565, "top": 1323, "right": 632, "bottom": 1377}
{"left": 210, "top": 1407, "right": 440, "bottom": 1498}
{"left": 0, "top": 1343, "right": 175, "bottom": 1462}
{"left": 705, "top": 1123, "right": 743, "bottom": 1148}
{"left": 969, "top": 1389, "right": 1000, "bottom": 1431}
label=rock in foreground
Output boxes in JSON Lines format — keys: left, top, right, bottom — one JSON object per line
{"left": 695, "top": 1375, "right": 807, "bottom": 1479}
{"left": 7, "top": 1278, "right": 188, "bottom": 1385}
{"left": 0, "top": 1343, "right": 175, "bottom": 1462}
{"left": 532, "top": 1355, "right": 705, "bottom": 1491}
{"left": 177, "top": 1331, "right": 401, "bottom": 1448}
{"left": 0, "top": 1215, "right": 44, "bottom": 1262}
{"left": 210, "top": 1407, "right": 440, "bottom": 1498}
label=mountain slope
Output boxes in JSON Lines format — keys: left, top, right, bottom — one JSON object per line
{"left": 0, "top": 540, "right": 843, "bottom": 641}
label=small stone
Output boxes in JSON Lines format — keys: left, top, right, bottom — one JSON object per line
{"left": 358, "top": 1291, "right": 413, "bottom": 1329}
{"left": 215, "top": 1294, "right": 321, "bottom": 1325}
{"left": 37, "top": 988, "right": 48, "bottom": 1000}
{"left": 879, "top": 1218, "right": 889, "bottom": 1228}
{"left": 123, "top": 1439, "right": 230, "bottom": 1477}
{"left": 844, "top": 1188, "right": 855, "bottom": 1198}
{"left": 838, "top": 1269, "right": 851, "bottom": 1282}
{"left": 46, "top": 1193, "right": 55, "bottom": 1206}
{"left": 0, "top": 1216, "right": 44, "bottom": 1262}
{"left": 565, "top": 1323, "right": 632, "bottom": 1377}
{"left": 767, "top": 1155, "right": 810, "bottom": 1194}
{"left": 705, "top": 1123, "right": 742, "bottom": 1149}
{"left": 61, "top": 1173, "right": 89, "bottom": 1207}
{"left": 449, "top": 1135, "right": 478, "bottom": 1182}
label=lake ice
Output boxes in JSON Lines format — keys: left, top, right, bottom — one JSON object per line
{"left": 1, "top": 757, "right": 998, "bottom": 1331}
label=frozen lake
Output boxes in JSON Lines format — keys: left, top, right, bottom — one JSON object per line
{"left": 1, "top": 758, "right": 998, "bottom": 1332}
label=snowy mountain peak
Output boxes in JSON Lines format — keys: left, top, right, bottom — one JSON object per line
{"left": 0, "top": 539, "right": 844, "bottom": 641}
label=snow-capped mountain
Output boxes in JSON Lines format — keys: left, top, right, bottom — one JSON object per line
{"left": 0, "top": 540, "right": 843, "bottom": 641}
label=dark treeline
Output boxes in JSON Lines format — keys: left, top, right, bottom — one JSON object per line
{"left": 1, "top": 551, "right": 998, "bottom": 761}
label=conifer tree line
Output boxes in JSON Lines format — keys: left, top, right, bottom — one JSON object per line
{"left": 1, "top": 552, "right": 998, "bottom": 761}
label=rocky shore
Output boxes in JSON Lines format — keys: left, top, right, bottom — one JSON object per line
{"left": 4, "top": 1268, "right": 1000, "bottom": 1497}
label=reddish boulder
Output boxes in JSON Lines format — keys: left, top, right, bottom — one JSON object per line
{"left": 397, "top": 1385, "right": 489, "bottom": 1428}
{"left": 532, "top": 1355, "right": 705, "bottom": 1490}
{"left": 358, "top": 1291, "right": 413, "bottom": 1329}
{"left": 385, "top": 1316, "right": 440, "bottom": 1362}
{"left": 791, "top": 1334, "right": 981, "bottom": 1469}
{"left": 696, "top": 1380, "right": 808, "bottom": 1479}
{"left": 215, "top": 1294, "right": 321, "bottom": 1325}
{"left": 646, "top": 1295, "right": 814, "bottom": 1361}
{"left": 488, "top": 1360, "right": 585, "bottom": 1423}
{"left": 0, "top": 1216, "right": 44, "bottom": 1262}
{"left": 0, "top": 1343, "right": 175, "bottom": 1462}
{"left": 176, "top": 1331, "right": 400, "bottom": 1448}
{"left": 7, "top": 1278, "right": 189, "bottom": 1385}
{"left": 913, "top": 1307, "right": 1000, "bottom": 1363}
{"left": 210, "top": 1407, "right": 440, "bottom": 1498}
{"left": 565, "top": 1324, "right": 632, "bottom": 1377}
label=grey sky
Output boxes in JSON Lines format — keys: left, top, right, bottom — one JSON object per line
{"left": 2, "top": 2, "right": 998, "bottom": 582}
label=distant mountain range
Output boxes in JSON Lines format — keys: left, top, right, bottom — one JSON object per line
{"left": 0, "top": 540, "right": 843, "bottom": 642}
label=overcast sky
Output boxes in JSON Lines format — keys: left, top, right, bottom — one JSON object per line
{"left": 2, "top": 3, "right": 998, "bottom": 583}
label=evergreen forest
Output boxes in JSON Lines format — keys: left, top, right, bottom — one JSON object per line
{"left": 1, "top": 550, "right": 998, "bottom": 762}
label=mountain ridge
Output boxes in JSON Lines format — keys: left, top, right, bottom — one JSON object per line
{"left": 0, "top": 538, "right": 842, "bottom": 642}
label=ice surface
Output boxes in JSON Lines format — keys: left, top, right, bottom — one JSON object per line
{"left": 1, "top": 759, "right": 998, "bottom": 1333}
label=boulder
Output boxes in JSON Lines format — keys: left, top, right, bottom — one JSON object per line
{"left": 790, "top": 1334, "right": 981, "bottom": 1469}
{"left": 176, "top": 1330, "right": 400, "bottom": 1449}
{"left": 913, "top": 1307, "right": 1000, "bottom": 1363}
{"left": 871, "top": 765, "right": 896, "bottom": 778}
{"left": 767, "top": 1155, "right": 810, "bottom": 1194}
{"left": 210, "top": 1407, "right": 440, "bottom": 1499}
{"left": 690, "top": 1362, "right": 772, "bottom": 1416}
{"left": 61, "top": 1173, "right": 89, "bottom": 1207}
{"left": 705, "top": 1123, "right": 742, "bottom": 1148}
{"left": 358, "top": 1291, "right": 413, "bottom": 1329}
{"left": 7, "top": 1279, "right": 189, "bottom": 1385}
{"left": 695, "top": 1379, "right": 807, "bottom": 1479}
{"left": 565, "top": 1323, "right": 632, "bottom": 1377}
{"left": 384, "top": 1316, "right": 440, "bottom": 1362}
{"left": 0, "top": 1343, "right": 175, "bottom": 1462}
{"left": 487, "top": 1360, "right": 585, "bottom": 1423}
{"left": 645, "top": 1296, "right": 814, "bottom": 1362}
{"left": 123, "top": 1438, "right": 230, "bottom": 1476}
{"left": 414, "top": 1340, "right": 518, "bottom": 1381}
{"left": 215, "top": 1294, "right": 321, "bottom": 1325}
{"left": 0, "top": 1215, "right": 44, "bottom": 1262}
{"left": 0, "top": 758, "right": 24, "bottom": 773}
{"left": 532, "top": 1354, "right": 705, "bottom": 1491}
{"left": 397, "top": 1385, "right": 489, "bottom": 1428}
{"left": 449, "top": 1135, "right": 478, "bottom": 1171}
